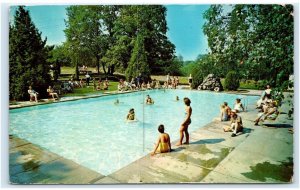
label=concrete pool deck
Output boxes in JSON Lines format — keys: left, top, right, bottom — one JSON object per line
{"left": 8, "top": 89, "right": 294, "bottom": 184}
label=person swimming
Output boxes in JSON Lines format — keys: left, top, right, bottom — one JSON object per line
{"left": 151, "top": 124, "right": 171, "bottom": 156}
{"left": 126, "top": 108, "right": 135, "bottom": 121}
{"left": 176, "top": 96, "right": 179, "bottom": 101}
{"left": 146, "top": 95, "right": 154, "bottom": 104}
{"left": 114, "top": 99, "right": 120, "bottom": 105}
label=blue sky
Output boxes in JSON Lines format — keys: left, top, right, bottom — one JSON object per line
{"left": 9, "top": 5, "right": 210, "bottom": 61}
{"left": 9, "top": 5, "right": 68, "bottom": 45}
{"left": 165, "top": 5, "right": 210, "bottom": 60}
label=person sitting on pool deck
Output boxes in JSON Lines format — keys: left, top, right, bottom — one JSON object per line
{"left": 47, "top": 86, "right": 59, "bottom": 100}
{"left": 126, "top": 108, "right": 135, "bottom": 121}
{"left": 254, "top": 100, "right": 278, "bottom": 125}
{"left": 220, "top": 104, "right": 229, "bottom": 121}
{"left": 151, "top": 124, "right": 171, "bottom": 156}
{"left": 233, "top": 98, "right": 245, "bottom": 113}
{"left": 224, "top": 102, "right": 232, "bottom": 119}
{"left": 145, "top": 95, "right": 154, "bottom": 104}
{"left": 28, "top": 86, "right": 39, "bottom": 102}
{"left": 223, "top": 110, "right": 243, "bottom": 137}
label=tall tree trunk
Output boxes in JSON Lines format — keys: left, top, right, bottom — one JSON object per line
{"left": 107, "top": 66, "right": 111, "bottom": 75}
{"left": 101, "top": 59, "right": 107, "bottom": 74}
{"left": 75, "top": 60, "right": 79, "bottom": 80}
{"left": 110, "top": 64, "right": 115, "bottom": 75}
{"left": 96, "top": 55, "right": 100, "bottom": 75}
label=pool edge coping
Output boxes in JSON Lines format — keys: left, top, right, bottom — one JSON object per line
{"left": 9, "top": 89, "right": 261, "bottom": 110}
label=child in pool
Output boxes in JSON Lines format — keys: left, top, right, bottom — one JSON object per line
{"left": 126, "top": 108, "right": 135, "bottom": 121}
{"left": 145, "top": 95, "right": 154, "bottom": 104}
{"left": 151, "top": 124, "right": 171, "bottom": 156}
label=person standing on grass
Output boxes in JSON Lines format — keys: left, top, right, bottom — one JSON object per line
{"left": 85, "top": 72, "right": 91, "bottom": 86}
{"left": 176, "top": 97, "right": 192, "bottom": 146}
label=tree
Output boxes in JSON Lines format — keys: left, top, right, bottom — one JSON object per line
{"left": 165, "top": 55, "right": 183, "bottom": 76}
{"left": 202, "top": 5, "right": 294, "bottom": 87}
{"left": 64, "top": 5, "right": 109, "bottom": 77}
{"left": 125, "top": 34, "right": 150, "bottom": 81}
{"left": 9, "top": 6, "right": 51, "bottom": 100}
{"left": 224, "top": 71, "right": 240, "bottom": 90}
{"left": 103, "top": 5, "right": 175, "bottom": 78}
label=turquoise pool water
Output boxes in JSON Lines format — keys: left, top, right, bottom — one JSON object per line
{"left": 9, "top": 90, "right": 258, "bottom": 175}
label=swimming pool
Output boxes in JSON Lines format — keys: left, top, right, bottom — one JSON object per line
{"left": 9, "top": 90, "right": 258, "bottom": 175}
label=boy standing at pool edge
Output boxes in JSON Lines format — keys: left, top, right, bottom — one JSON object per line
{"left": 151, "top": 125, "right": 171, "bottom": 156}
{"left": 176, "top": 97, "right": 192, "bottom": 146}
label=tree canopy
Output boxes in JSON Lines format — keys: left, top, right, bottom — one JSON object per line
{"left": 9, "top": 6, "right": 51, "bottom": 100}
{"left": 200, "top": 4, "right": 293, "bottom": 87}
{"left": 64, "top": 5, "right": 176, "bottom": 80}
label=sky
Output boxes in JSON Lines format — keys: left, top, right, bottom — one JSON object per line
{"left": 9, "top": 5, "right": 210, "bottom": 61}
{"left": 165, "top": 5, "right": 210, "bottom": 60}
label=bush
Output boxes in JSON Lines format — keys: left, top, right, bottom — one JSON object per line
{"left": 255, "top": 80, "right": 268, "bottom": 90}
{"left": 224, "top": 71, "right": 240, "bottom": 91}
{"left": 190, "top": 67, "right": 203, "bottom": 89}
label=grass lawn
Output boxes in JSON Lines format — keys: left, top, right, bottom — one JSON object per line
{"left": 60, "top": 67, "right": 259, "bottom": 93}
{"left": 220, "top": 79, "right": 260, "bottom": 90}
{"left": 62, "top": 81, "right": 119, "bottom": 97}
{"left": 61, "top": 66, "right": 75, "bottom": 74}
{"left": 151, "top": 75, "right": 189, "bottom": 84}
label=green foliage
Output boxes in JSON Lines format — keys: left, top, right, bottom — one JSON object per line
{"left": 102, "top": 5, "right": 178, "bottom": 77}
{"left": 165, "top": 55, "right": 183, "bottom": 76}
{"left": 9, "top": 6, "right": 51, "bottom": 100}
{"left": 255, "top": 80, "right": 268, "bottom": 90}
{"left": 48, "top": 45, "right": 71, "bottom": 67}
{"left": 65, "top": 5, "right": 108, "bottom": 78}
{"left": 184, "top": 54, "right": 220, "bottom": 89}
{"left": 125, "top": 35, "right": 150, "bottom": 80}
{"left": 203, "top": 5, "right": 294, "bottom": 86}
{"left": 224, "top": 71, "right": 240, "bottom": 91}
{"left": 64, "top": 5, "right": 175, "bottom": 78}
{"left": 180, "top": 62, "right": 196, "bottom": 77}
{"left": 191, "top": 67, "right": 203, "bottom": 89}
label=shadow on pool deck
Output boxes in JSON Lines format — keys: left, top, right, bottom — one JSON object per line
{"left": 9, "top": 135, "right": 105, "bottom": 184}
{"left": 190, "top": 138, "right": 225, "bottom": 145}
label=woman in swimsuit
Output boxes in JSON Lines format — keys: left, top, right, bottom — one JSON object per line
{"left": 176, "top": 97, "right": 192, "bottom": 146}
{"left": 151, "top": 124, "right": 171, "bottom": 156}
{"left": 233, "top": 98, "right": 245, "bottom": 113}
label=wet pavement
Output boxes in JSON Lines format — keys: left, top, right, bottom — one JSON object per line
{"left": 9, "top": 90, "right": 294, "bottom": 184}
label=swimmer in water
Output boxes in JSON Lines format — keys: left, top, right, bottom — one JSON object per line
{"left": 126, "top": 108, "right": 135, "bottom": 121}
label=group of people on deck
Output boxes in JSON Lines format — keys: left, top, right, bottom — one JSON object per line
{"left": 117, "top": 75, "right": 180, "bottom": 92}
{"left": 28, "top": 85, "right": 60, "bottom": 102}
{"left": 254, "top": 85, "right": 279, "bottom": 125}
{"left": 220, "top": 99, "right": 245, "bottom": 137}
{"left": 117, "top": 78, "right": 167, "bottom": 92}
{"left": 165, "top": 74, "right": 180, "bottom": 89}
